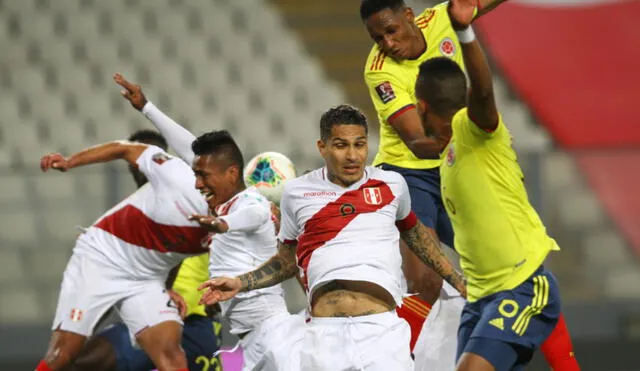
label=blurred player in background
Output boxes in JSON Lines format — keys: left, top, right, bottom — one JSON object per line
{"left": 415, "top": 3, "right": 579, "bottom": 370}
{"left": 115, "top": 74, "right": 305, "bottom": 371}
{"left": 36, "top": 132, "right": 212, "bottom": 371}
{"left": 199, "top": 104, "right": 467, "bottom": 371}
{"left": 361, "top": 1, "right": 578, "bottom": 370}
{"left": 69, "top": 131, "right": 222, "bottom": 371}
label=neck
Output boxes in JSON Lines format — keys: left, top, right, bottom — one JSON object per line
{"left": 327, "top": 169, "right": 361, "bottom": 188}
{"left": 407, "top": 25, "right": 427, "bottom": 60}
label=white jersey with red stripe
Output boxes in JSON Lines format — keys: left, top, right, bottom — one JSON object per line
{"left": 73, "top": 145, "right": 210, "bottom": 279}
{"left": 209, "top": 186, "right": 288, "bottom": 335}
{"left": 278, "top": 166, "right": 416, "bottom": 306}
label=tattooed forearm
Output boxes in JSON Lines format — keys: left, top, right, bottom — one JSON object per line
{"left": 238, "top": 242, "right": 298, "bottom": 292}
{"left": 401, "top": 222, "right": 467, "bottom": 298}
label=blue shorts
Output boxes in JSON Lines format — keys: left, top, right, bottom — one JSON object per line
{"left": 456, "top": 266, "right": 561, "bottom": 370}
{"left": 378, "top": 164, "right": 454, "bottom": 247}
{"left": 100, "top": 315, "right": 221, "bottom": 371}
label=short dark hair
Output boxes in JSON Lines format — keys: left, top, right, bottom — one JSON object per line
{"left": 360, "top": 0, "right": 405, "bottom": 20}
{"left": 416, "top": 57, "right": 467, "bottom": 116}
{"left": 191, "top": 130, "right": 244, "bottom": 170}
{"left": 320, "top": 104, "right": 368, "bottom": 141}
{"left": 128, "top": 129, "right": 168, "bottom": 151}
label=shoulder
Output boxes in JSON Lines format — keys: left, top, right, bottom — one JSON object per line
{"left": 415, "top": 6, "right": 439, "bottom": 28}
{"left": 234, "top": 187, "right": 270, "bottom": 207}
{"left": 367, "top": 166, "right": 406, "bottom": 187}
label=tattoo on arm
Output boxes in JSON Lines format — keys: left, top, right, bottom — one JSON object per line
{"left": 238, "top": 241, "right": 298, "bottom": 292}
{"left": 401, "top": 222, "right": 467, "bottom": 296}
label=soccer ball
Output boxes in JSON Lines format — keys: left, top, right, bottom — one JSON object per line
{"left": 243, "top": 152, "right": 296, "bottom": 205}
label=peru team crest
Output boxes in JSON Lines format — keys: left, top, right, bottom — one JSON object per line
{"left": 363, "top": 187, "right": 382, "bottom": 205}
{"left": 439, "top": 37, "right": 456, "bottom": 57}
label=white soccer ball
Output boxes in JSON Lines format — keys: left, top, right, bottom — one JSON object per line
{"left": 243, "top": 152, "right": 296, "bottom": 205}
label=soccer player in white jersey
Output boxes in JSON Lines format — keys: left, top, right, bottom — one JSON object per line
{"left": 114, "top": 73, "right": 305, "bottom": 371}
{"left": 199, "top": 104, "right": 467, "bottom": 371}
{"left": 36, "top": 135, "right": 211, "bottom": 371}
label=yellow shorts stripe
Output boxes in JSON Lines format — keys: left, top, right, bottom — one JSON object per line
{"left": 511, "top": 275, "right": 550, "bottom": 335}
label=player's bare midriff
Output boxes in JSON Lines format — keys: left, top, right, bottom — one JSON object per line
{"left": 310, "top": 279, "right": 396, "bottom": 317}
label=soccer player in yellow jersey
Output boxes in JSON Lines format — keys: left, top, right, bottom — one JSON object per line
{"left": 415, "top": 2, "right": 575, "bottom": 370}
{"left": 70, "top": 131, "right": 222, "bottom": 371}
{"left": 360, "top": 0, "right": 505, "bottom": 368}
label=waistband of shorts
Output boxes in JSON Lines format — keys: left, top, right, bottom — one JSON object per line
{"left": 309, "top": 310, "right": 400, "bottom": 325}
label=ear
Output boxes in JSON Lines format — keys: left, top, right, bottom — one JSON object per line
{"left": 317, "top": 139, "right": 326, "bottom": 156}
{"left": 227, "top": 164, "right": 240, "bottom": 180}
{"left": 404, "top": 7, "right": 415, "bottom": 23}
{"left": 417, "top": 99, "right": 428, "bottom": 116}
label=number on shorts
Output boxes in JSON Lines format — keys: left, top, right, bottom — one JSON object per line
{"left": 195, "top": 355, "right": 221, "bottom": 371}
{"left": 498, "top": 299, "right": 519, "bottom": 318}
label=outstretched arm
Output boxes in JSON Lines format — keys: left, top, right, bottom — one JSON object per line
{"left": 40, "top": 141, "right": 148, "bottom": 172}
{"left": 389, "top": 110, "right": 451, "bottom": 159}
{"left": 198, "top": 241, "right": 298, "bottom": 305}
{"left": 449, "top": 0, "right": 499, "bottom": 131}
{"left": 114, "top": 73, "right": 197, "bottom": 164}
{"left": 401, "top": 221, "right": 467, "bottom": 298}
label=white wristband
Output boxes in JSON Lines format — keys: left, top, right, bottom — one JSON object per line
{"left": 456, "top": 26, "right": 476, "bottom": 44}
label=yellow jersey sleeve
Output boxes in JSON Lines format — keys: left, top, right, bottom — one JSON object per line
{"left": 172, "top": 254, "right": 210, "bottom": 317}
{"left": 365, "top": 61, "right": 415, "bottom": 123}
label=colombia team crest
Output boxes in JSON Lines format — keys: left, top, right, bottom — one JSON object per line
{"left": 439, "top": 37, "right": 456, "bottom": 57}
{"left": 363, "top": 187, "right": 383, "bottom": 205}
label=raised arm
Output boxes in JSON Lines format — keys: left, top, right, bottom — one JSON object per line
{"left": 448, "top": 0, "right": 499, "bottom": 131}
{"left": 114, "top": 73, "right": 197, "bottom": 164}
{"left": 40, "top": 141, "right": 148, "bottom": 172}
{"left": 401, "top": 221, "right": 467, "bottom": 298}
{"left": 198, "top": 241, "right": 298, "bottom": 305}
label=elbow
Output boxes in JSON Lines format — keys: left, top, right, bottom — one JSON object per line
{"left": 408, "top": 141, "right": 442, "bottom": 160}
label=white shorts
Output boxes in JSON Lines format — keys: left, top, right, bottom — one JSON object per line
{"left": 240, "top": 312, "right": 305, "bottom": 371}
{"left": 301, "top": 311, "right": 413, "bottom": 371}
{"left": 413, "top": 294, "right": 465, "bottom": 371}
{"left": 52, "top": 253, "right": 181, "bottom": 337}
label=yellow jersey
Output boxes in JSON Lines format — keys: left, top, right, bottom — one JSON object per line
{"left": 440, "top": 109, "right": 560, "bottom": 302}
{"left": 365, "top": 3, "right": 464, "bottom": 170}
{"left": 172, "top": 254, "right": 210, "bottom": 317}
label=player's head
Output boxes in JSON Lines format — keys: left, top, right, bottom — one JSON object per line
{"left": 416, "top": 57, "right": 467, "bottom": 133}
{"left": 317, "top": 105, "right": 369, "bottom": 187}
{"left": 360, "top": 0, "right": 423, "bottom": 60}
{"left": 191, "top": 130, "right": 245, "bottom": 210}
{"left": 127, "top": 129, "right": 168, "bottom": 188}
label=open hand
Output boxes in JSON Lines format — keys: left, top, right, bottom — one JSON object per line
{"left": 113, "top": 73, "right": 148, "bottom": 111}
{"left": 40, "top": 153, "right": 70, "bottom": 172}
{"left": 198, "top": 277, "right": 243, "bottom": 306}
{"left": 189, "top": 214, "right": 229, "bottom": 233}
{"left": 448, "top": 0, "right": 479, "bottom": 30}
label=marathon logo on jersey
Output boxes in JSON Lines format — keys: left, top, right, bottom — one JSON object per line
{"left": 439, "top": 37, "right": 456, "bottom": 58}
{"left": 70, "top": 308, "right": 83, "bottom": 322}
{"left": 152, "top": 152, "right": 172, "bottom": 165}
{"left": 375, "top": 81, "right": 396, "bottom": 104}
{"left": 363, "top": 187, "right": 383, "bottom": 205}
{"left": 303, "top": 191, "right": 337, "bottom": 198}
